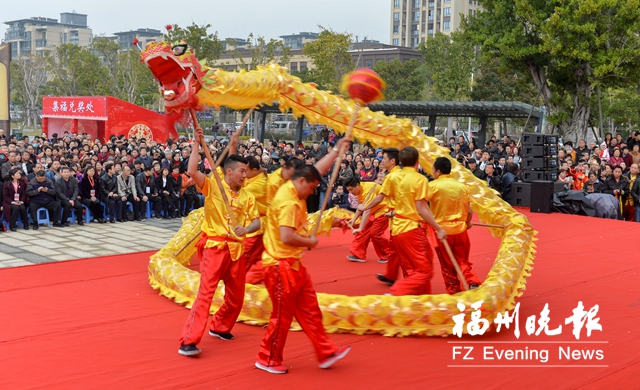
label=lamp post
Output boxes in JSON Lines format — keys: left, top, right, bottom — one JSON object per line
{"left": 140, "top": 94, "right": 147, "bottom": 109}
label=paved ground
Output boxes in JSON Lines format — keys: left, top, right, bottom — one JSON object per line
{"left": 0, "top": 217, "right": 183, "bottom": 268}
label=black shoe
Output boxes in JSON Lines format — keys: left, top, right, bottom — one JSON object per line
{"left": 469, "top": 283, "right": 479, "bottom": 289}
{"left": 118, "top": 219, "right": 126, "bottom": 223}
{"left": 178, "top": 344, "right": 202, "bottom": 357}
{"left": 110, "top": 219, "right": 116, "bottom": 223}
{"left": 9, "top": 227, "right": 17, "bottom": 232}
{"left": 376, "top": 273, "right": 395, "bottom": 286}
{"left": 135, "top": 217, "right": 142, "bottom": 221}
{"left": 155, "top": 215, "right": 162, "bottom": 220}
{"left": 78, "top": 220, "right": 85, "bottom": 226}
{"left": 32, "top": 224, "right": 39, "bottom": 230}
{"left": 53, "top": 222, "right": 65, "bottom": 227}
{"left": 209, "top": 331, "right": 234, "bottom": 341}
{"left": 62, "top": 222, "right": 71, "bottom": 227}
{"left": 163, "top": 215, "right": 171, "bottom": 219}
{"left": 23, "top": 225, "right": 29, "bottom": 231}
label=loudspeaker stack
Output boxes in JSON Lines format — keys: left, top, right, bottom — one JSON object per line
{"left": 520, "top": 133, "right": 560, "bottom": 183}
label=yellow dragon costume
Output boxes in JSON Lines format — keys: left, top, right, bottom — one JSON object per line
{"left": 141, "top": 41, "right": 536, "bottom": 337}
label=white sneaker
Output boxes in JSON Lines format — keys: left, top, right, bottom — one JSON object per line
{"left": 319, "top": 345, "right": 352, "bottom": 369}
{"left": 255, "top": 361, "right": 288, "bottom": 374}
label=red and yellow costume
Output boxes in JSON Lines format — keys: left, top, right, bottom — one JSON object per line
{"left": 256, "top": 181, "right": 339, "bottom": 367}
{"left": 179, "top": 174, "right": 259, "bottom": 346}
{"left": 427, "top": 174, "right": 481, "bottom": 294}
{"left": 246, "top": 168, "right": 286, "bottom": 284}
{"left": 242, "top": 171, "right": 268, "bottom": 276}
{"left": 349, "top": 182, "right": 391, "bottom": 260}
{"left": 386, "top": 167, "right": 434, "bottom": 295}
{"left": 379, "top": 165, "right": 404, "bottom": 281}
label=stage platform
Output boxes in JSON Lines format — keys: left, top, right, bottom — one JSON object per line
{"left": 0, "top": 210, "right": 637, "bottom": 389}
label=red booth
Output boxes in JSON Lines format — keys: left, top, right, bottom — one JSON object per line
{"left": 41, "top": 96, "right": 178, "bottom": 142}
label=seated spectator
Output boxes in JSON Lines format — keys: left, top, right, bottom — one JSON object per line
{"left": 136, "top": 165, "right": 162, "bottom": 219}
{"left": 101, "top": 163, "right": 121, "bottom": 223}
{"left": 117, "top": 165, "right": 140, "bottom": 222}
{"left": 80, "top": 166, "right": 106, "bottom": 223}
{"left": 583, "top": 172, "right": 603, "bottom": 194}
{"left": 2, "top": 168, "right": 29, "bottom": 231}
{"left": 181, "top": 168, "right": 200, "bottom": 214}
{"left": 169, "top": 165, "right": 184, "bottom": 217}
{"left": 55, "top": 166, "right": 84, "bottom": 226}
{"left": 26, "top": 170, "right": 62, "bottom": 229}
{"left": 557, "top": 168, "right": 574, "bottom": 191}
{"left": 501, "top": 163, "right": 519, "bottom": 203}
{"left": 468, "top": 158, "right": 484, "bottom": 179}
{"left": 329, "top": 184, "right": 350, "bottom": 209}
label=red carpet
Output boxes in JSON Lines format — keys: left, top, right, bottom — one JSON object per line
{"left": 0, "top": 210, "right": 638, "bottom": 389}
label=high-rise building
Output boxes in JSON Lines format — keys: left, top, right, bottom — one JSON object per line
{"left": 112, "top": 28, "right": 163, "bottom": 51}
{"left": 389, "top": 0, "right": 480, "bottom": 48}
{"left": 3, "top": 12, "right": 93, "bottom": 57}
{"left": 279, "top": 32, "right": 319, "bottom": 50}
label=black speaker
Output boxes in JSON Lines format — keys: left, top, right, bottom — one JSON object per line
{"left": 511, "top": 182, "right": 531, "bottom": 207}
{"left": 523, "top": 170, "right": 544, "bottom": 182}
{"left": 522, "top": 133, "right": 544, "bottom": 146}
{"left": 530, "top": 181, "right": 554, "bottom": 213}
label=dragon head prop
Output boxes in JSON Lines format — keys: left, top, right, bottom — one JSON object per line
{"left": 140, "top": 41, "right": 206, "bottom": 113}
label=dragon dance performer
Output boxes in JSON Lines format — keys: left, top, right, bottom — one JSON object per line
{"left": 365, "top": 146, "right": 446, "bottom": 295}
{"left": 344, "top": 173, "right": 391, "bottom": 263}
{"left": 255, "top": 139, "right": 351, "bottom": 374}
{"left": 245, "top": 157, "right": 304, "bottom": 284}
{"left": 178, "top": 127, "right": 260, "bottom": 357}
{"left": 359, "top": 148, "right": 403, "bottom": 286}
{"left": 241, "top": 156, "right": 268, "bottom": 275}
{"left": 428, "top": 157, "right": 480, "bottom": 293}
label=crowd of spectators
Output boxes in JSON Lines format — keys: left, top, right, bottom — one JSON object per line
{"left": 447, "top": 131, "right": 640, "bottom": 222}
{"left": 1, "top": 126, "right": 637, "bottom": 235}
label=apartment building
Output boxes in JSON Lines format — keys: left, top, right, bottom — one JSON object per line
{"left": 112, "top": 28, "right": 163, "bottom": 51}
{"left": 3, "top": 12, "right": 92, "bottom": 58}
{"left": 389, "top": 0, "right": 480, "bottom": 48}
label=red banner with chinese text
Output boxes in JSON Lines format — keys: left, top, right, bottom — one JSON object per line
{"left": 42, "top": 97, "right": 108, "bottom": 118}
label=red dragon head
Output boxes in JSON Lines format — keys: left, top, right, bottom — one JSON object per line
{"left": 140, "top": 41, "right": 206, "bottom": 114}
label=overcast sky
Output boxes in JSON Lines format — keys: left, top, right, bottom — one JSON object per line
{"left": 5, "top": 0, "right": 391, "bottom": 43}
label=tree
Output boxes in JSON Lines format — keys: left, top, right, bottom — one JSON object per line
{"left": 303, "top": 26, "right": 354, "bottom": 93}
{"left": 117, "top": 49, "right": 159, "bottom": 107}
{"left": 164, "top": 23, "right": 224, "bottom": 64}
{"left": 464, "top": 0, "right": 640, "bottom": 142}
{"left": 470, "top": 57, "right": 537, "bottom": 102}
{"left": 91, "top": 36, "right": 122, "bottom": 97}
{"left": 10, "top": 55, "right": 48, "bottom": 129}
{"left": 46, "top": 44, "right": 108, "bottom": 96}
{"left": 226, "top": 34, "right": 291, "bottom": 70}
{"left": 372, "top": 59, "right": 426, "bottom": 101}
{"left": 419, "top": 32, "right": 475, "bottom": 101}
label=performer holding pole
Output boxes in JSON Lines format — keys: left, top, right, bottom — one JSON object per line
{"left": 255, "top": 139, "right": 352, "bottom": 374}
{"left": 428, "top": 157, "right": 481, "bottom": 293}
{"left": 358, "top": 148, "right": 403, "bottom": 286}
{"left": 177, "top": 126, "right": 261, "bottom": 357}
{"left": 367, "top": 146, "right": 446, "bottom": 296}
{"left": 344, "top": 174, "right": 391, "bottom": 263}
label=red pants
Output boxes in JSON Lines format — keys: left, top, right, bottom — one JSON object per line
{"left": 623, "top": 204, "right": 636, "bottom": 222}
{"left": 350, "top": 215, "right": 392, "bottom": 260}
{"left": 244, "top": 234, "right": 265, "bottom": 272}
{"left": 179, "top": 246, "right": 245, "bottom": 346}
{"left": 256, "top": 263, "right": 337, "bottom": 367}
{"left": 434, "top": 231, "right": 481, "bottom": 294}
{"left": 389, "top": 227, "right": 433, "bottom": 295}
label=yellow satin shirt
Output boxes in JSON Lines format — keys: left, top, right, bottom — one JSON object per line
{"left": 198, "top": 174, "right": 260, "bottom": 260}
{"left": 243, "top": 172, "right": 268, "bottom": 237}
{"left": 388, "top": 167, "right": 429, "bottom": 236}
{"left": 261, "top": 181, "right": 309, "bottom": 268}
{"left": 380, "top": 165, "right": 402, "bottom": 210}
{"left": 359, "top": 182, "right": 387, "bottom": 218}
{"left": 427, "top": 174, "right": 470, "bottom": 235}
{"left": 266, "top": 168, "right": 285, "bottom": 205}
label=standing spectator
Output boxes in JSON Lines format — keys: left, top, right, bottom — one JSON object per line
{"left": 623, "top": 163, "right": 638, "bottom": 222}
{"left": 180, "top": 169, "right": 199, "bottom": 214}
{"left": 117, "top": 165, "right": 140, "bottom": 222}
{"left": 602, "top": 166, "right": 630, "bottom": 220}
{"left": 55, "top": 166, "right": 84, "bottom": 226}
{"left": 20, "top": 151, "right": 34, "bottom": 175}
{"left": 609, "top": 148, "right": 624, "bottom": 168}
{"left": 156, "top": 166, "right": 176, "bottom": 218}
{"left": 80, "top": 166, "right": 106, "bottom": 223}
{"left": 101, "top": 163, "right": 121, "bottom": 223}
{"left": 3, "top": 168, "right": 29, "bottom": 231}
{"left": 468, "top": 159, "right": 484, "bottom": 179}
{"left": 26, "top": 170, "right": 62, "bottom": 229}
{"left": 359, "top": 157, "right": 377, "bottom": 182}
{"left": 169, "top": 165, "right": 183, "bottom": 217}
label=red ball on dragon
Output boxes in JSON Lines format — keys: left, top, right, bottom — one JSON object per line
{"left": 341, "top": 68, "right": 386, "bottom": 105}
